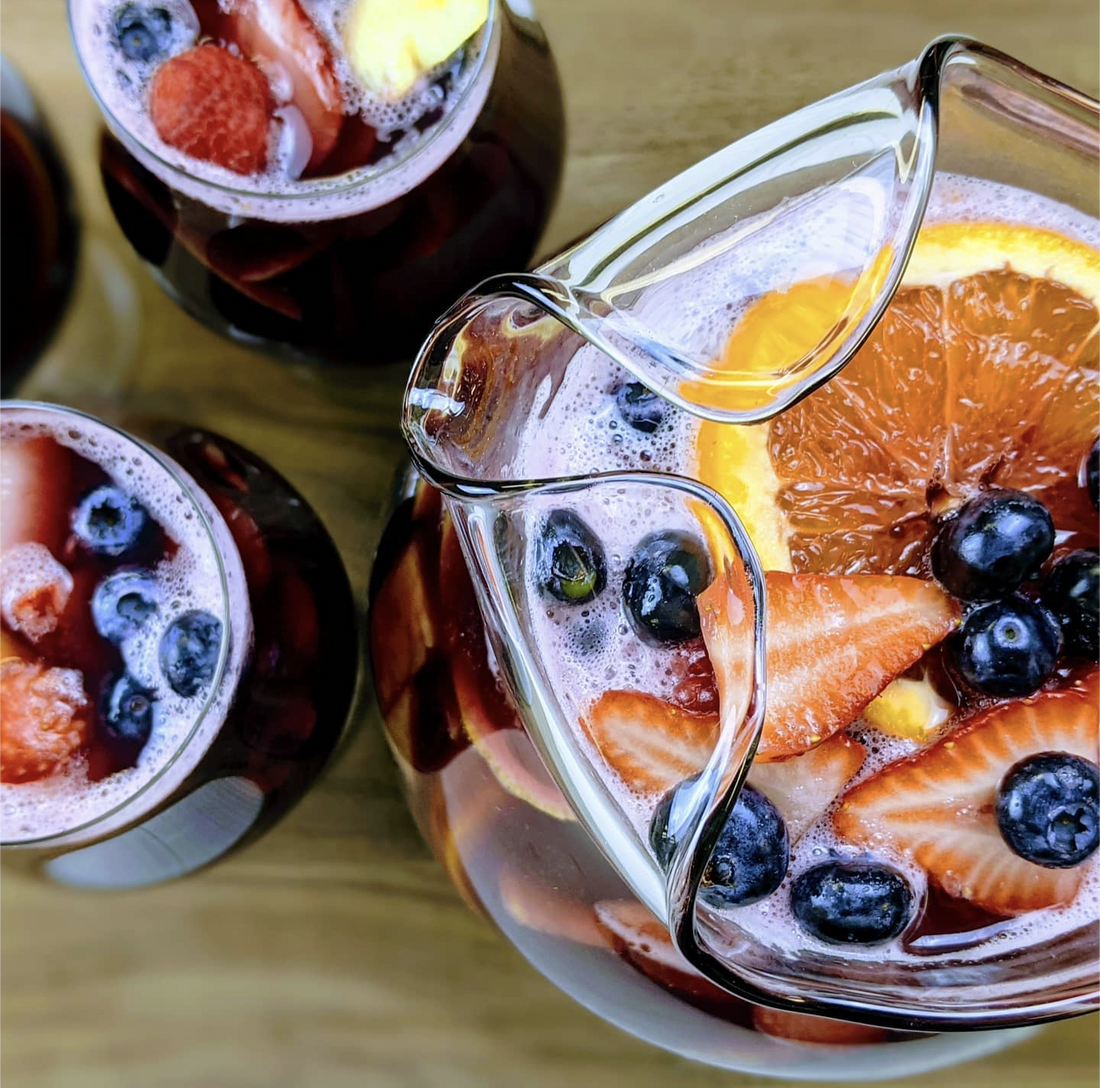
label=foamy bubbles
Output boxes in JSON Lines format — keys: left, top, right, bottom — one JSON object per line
{"left": 69, "top": 0, "right": 501, "bottom": 222}
{"left": 0, "top": 405, "right": 251, "bottom": 846}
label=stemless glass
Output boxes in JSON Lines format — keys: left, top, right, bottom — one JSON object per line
{"left": 1, "top": 401, "right": 358, "bottom": 888}
{"left": 369, "top": 36, "right": 1098, "bottom": 1077}
{"left": 67, "top": 0, "right": 564, "bottom": 366}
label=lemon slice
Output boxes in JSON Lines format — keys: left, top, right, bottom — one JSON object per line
{"left": 344, "top": 0, "right": 489, "bottom": 100}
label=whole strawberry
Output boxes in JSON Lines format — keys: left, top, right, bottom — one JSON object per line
{"left": 149, "top": 44, "right": 273, "bottom": 175}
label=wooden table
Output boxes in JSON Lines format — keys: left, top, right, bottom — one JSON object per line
{"left": 1, "top": 1, "right": 1097, "bottom": 1084}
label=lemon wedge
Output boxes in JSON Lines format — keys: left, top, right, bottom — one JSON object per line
{"left": 344, "top": 0, "right": 489, "bottom": 100}
{"left": 862, "top": 676, "right": 953, "bottom": 741}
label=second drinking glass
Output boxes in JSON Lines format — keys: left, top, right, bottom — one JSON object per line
{"left": 69, "top": 0, "right": 564, "bottom": 365}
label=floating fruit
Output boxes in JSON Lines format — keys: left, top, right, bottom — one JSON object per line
{"left": 747, "top": 733, "right": 866, "bottom": 841}
{"left": 750, "top": 1006, "right": 889, "bottom": 1046}
{"left": 498, "top": 865, "right": 606, "bottom": 947}
{"left": 834, "top": 679, "right": 1100, "bottom": 913}
{"left": 0, "top": 542, "right": 73, "bottom": 643}
{"left": 700, "top": 570, "right": 959, "bottom": 760}
{"left": 595, "top": 899, "right": 749, "bottom": 1014}
{"left": 860, "top": 675, "right": 952, "bottom": 742}
{"left": 0, "top": 660, "right": 90, "bottom": 783}
{"left": 149, "top": 44, "right": 274, "bottom": 175}
{"left": 344, "top": 0, "right": 489, "bottom": 100}
{"left": 791, "top": 860, "right": 915, "bottom": 946}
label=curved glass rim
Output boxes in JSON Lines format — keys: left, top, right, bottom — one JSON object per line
{"left": 65, "top": 0, "right": 499, "bottom": 206}
{"left": 0, "top": 400, "right": 235, "bottom": 848}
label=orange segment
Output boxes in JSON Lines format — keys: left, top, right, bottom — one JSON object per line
{"left": 695, "top": 223, "right": 1100, "bottom": 576}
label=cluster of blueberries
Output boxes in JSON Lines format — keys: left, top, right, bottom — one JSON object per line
{"left": 75, "top": 484, "right": 222, "bottom": 753}
{"left": 932, "top": 438, "right": 1100, "bottom": 696}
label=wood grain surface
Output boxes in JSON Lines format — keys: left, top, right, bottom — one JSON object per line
{"left": 1, "top": 1, "right": 1098, "bottom": 1085}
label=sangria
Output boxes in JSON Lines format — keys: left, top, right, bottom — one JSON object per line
{"left": 370, "top": 39, "right": 1099, "bottom": 1077}
{"left": 0, "top": 401, "right": 357, "bottom": 887}
{"left": 1, "top": 60, "right": 80, "bottom": 393}
{"left": 68, "top": 0, "right": 564, "bottom": 364}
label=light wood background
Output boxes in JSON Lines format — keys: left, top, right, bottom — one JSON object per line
{"left": 2, "top": 1, "right": 1098, "bottom": 1085}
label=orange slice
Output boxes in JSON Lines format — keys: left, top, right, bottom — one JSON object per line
{"left": 694, "top": 222, "right": 1100, "bottom": 575}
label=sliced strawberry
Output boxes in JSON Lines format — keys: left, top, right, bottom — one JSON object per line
{"left": 219, "top": 0, "right": 346, "bottom": 174}
{"left": 751, "top": 1006, "right": 889, "bottom": 1045}
{"left": 150, "top": 45, "right": 273, "bottom": 175}
{"left": 498, "top": 866, "right": 607, "bottom": 947}
{"left": 701, "top": 571, "right": 960, "bottom": 760}
{"left": 0, "top": 436, "right": 72, "bottom": 554}
{"left": 581, "top": 690, "right": 718, "bottom": 796}
{"left": 595, "top": 900, "right": 749, "bottom": 1015}
{"left": 748, "top": 733, "right": 866, "bottom": 841}
{"left": 0, "top": 542, "right": 74, "bottom": 643}
{"left": 834, "top": 681, "right": 1100, "bottom": 914}
{"left": 0, "top": 660, "right": 90, "bottom": 783}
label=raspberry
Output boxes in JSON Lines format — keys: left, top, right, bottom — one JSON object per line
{"left": 149, "top": 45, "right": 273, "bottom": 175}
{"left": 0, "top": 661, "right": 90, "bottom": 783}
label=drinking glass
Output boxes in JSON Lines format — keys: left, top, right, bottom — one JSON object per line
{"left": 1, "top": 401, "right": 358, "bottom": 888}
{"left": 67, "top": 0, "right": 564, "bottom": 366}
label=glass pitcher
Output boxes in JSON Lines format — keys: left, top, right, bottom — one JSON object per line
{"left": 371, "top": 36, "right": 1098, "bottom": 1076}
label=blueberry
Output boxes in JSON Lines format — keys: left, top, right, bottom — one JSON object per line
{"left": 699, "top": 786, "right": 789, "bottom": 907}
{"left": 159, "top": 610, "right": 222, "bottom": 696}
{"left": 932, "top": 489, "right": 1054, "bottom": 601}
{"left": 616, "top": 382, "right": 665, "bottom": 434}
{"left": 536, "top": 509, "right": 606, "bottom": 604}
{"left": 949, "top": 596, "right": 1062, "bottom": 697}
{"left": 92, "top": 569, "right": 159, "bottom": 644}
{"left": 623, "top": 531, "right": 711, "bottom": 644}
{"left": 1084, "top": 438, "right": 1099, "bottom": 511}
{"left": 72, "top": 485, "right": 149, "bottom": 558}
{"left": 113, "top": 4, "right": 173, "bottom": 62}
{"left": 1041, "top": 550, "right": 1099, "bottom": 660}
{"left": 791, "top": 860, "right": 914, "bottom": 945}
{"left": 997, "top": 753, "right": 1099, "bottom": 868}
{"left": 100, "top": 673, "right": 156, "bottom": 748}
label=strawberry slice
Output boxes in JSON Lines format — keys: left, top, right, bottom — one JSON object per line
{"left": 748, "top": 733, "right": 866, "bottom": 841}
{"left": 0, "top": 660, "right": 90, "bottom": 783}
{"left": 595, "top": 900, "right": 749, "bottom": 1014}
{"left": 751, "top": 1006, "right": 889, "bottom": 1045}
{"left": 219, "top": 0, "right": 346, "bottom": 174}
{"left": 150, "top": 45, "right": 274, "bottom": 175}
{"left": 834, "top": 679, "right": 1100, "bottom": 914}
{"left": 0, "top": 436, "right": 72, "bottom": 554}
{"left": 701, "top": 571, "right": 960, "bottom": 760}
{"left": 581, "top": 690, "right": 718, "bottom": 796}
{"left": 498, "top": 866, "right": 607, "bottom": 947}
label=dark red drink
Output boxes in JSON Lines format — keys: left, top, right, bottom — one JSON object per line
{"left": 70, "top": 0, "right": 564, "bottom": 364}
{"left": 0, "top": 61, "right": 80, "bottom": 393}
{"left": 0, "top": 401, "right": 356, "bottom": 887}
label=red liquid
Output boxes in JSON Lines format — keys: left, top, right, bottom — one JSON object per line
{"left": 368, "top": 480, "right": 926, "bottom": 1049}
{"left": 0, "top": 78, "right": 79, "bottom": 392}
{"left": 1, "top": 413, "right": 357, "bottom": 887}
{"left": 96, "top": 6, "right": 564, "bottom": 365}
